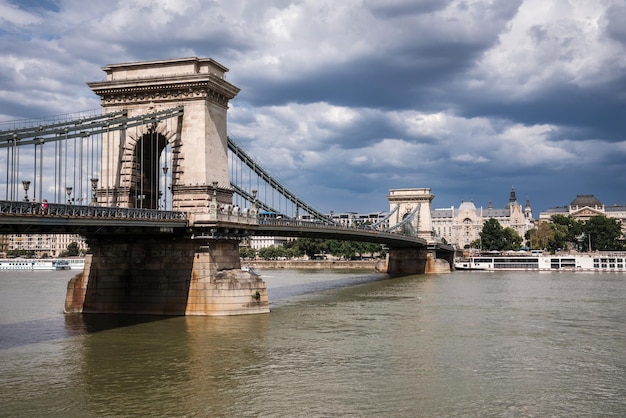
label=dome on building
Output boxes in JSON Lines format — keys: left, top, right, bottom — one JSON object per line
{"left": 570, "top": 194, "right": 602, "bottom": 208}
{"left": 458, "top": 200, "right": 477, "bottom": 211}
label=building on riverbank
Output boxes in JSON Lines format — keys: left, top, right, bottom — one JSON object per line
{"left": 539, "top": 194, "right": 626, "bottom": 237}
{"left": 431, "top": 188, "right": 534, "bottom": 249}
{"left": 2, "top": 233, "right": 87, "bottom": 257}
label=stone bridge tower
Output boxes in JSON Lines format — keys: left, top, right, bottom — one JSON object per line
{"left": 65, "top": 58, "right": 269, "bottom": 317}
{"left": 385, "top": 188, "right": 452, "bottom": 274}
{"left": 88, "top": 57, "right": 239, "bottom": 214}
{"left": 387, "top": 188, "right": 435, "bottom": 242}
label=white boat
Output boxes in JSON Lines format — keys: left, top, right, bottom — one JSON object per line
{"left": 454, "top": 252, "right": 626, "bottom": 272}
{"left": 0, "top": 258, "right": 85, "bottom": 271}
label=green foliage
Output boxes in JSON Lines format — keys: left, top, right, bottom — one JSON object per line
{"left": 60, "top": 241, "right": 81, "bottom": 257}
{"left": 525, "top": 221, "right": 554, "bottom": 250}
{"left": 239, "top": 247, "right": 257, "bottom": 259}
{"left": 257, "top": 238, "right": 384, "bottom": 260}
{"left": 6, "top": 249, "right": 36, "bottom": 258}
{"left": 477, "top": 218, "right": 522, "bottom": 251}
{"left": 289, "top": 238, "right": 328, "bottom": 258}
{"left": 524, "top": 215, "right": 624, "bottom": 252}
{"left": 257, "top": 245, "right": 283, "bottom": 260}
{"left": 326, "top": 240, "right": 383, "bottom": 259}
{"left": 582, "top": 216, "right": 624, "bottom": 251}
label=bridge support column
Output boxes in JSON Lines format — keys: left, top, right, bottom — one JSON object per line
{"left": 384, "top": 248, "right": 451, "bottom": 274}
{"left": 64, "top": 236, "right": 269, "bottom": 316}
{"left": 385, "top": 248, "right": 428, "bottom": 274}
{"left": 425, "top": 249, "right": 452, "bottom": 273}
{"left": 434, "top": 248, "right": 454, "bottom": 273}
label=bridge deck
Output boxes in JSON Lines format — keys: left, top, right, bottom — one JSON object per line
{"left": 0, "top": 200, "right": 454, "bottom": 251}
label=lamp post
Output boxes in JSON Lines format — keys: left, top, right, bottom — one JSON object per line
{"left": 22, "top": 180, "right": 31, "bottom": 202}
{"left": 66, "top": 187, "right": 73, "bottom": 205}
{"left": 90, "top": 178, "right": 99, "bottom": 205}
{"left": 162, "top": 165, "right": 168, "bottom": 210}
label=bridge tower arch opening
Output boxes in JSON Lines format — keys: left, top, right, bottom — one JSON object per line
{"left": 122, "top": 126, "right": 173, "bottom": 209}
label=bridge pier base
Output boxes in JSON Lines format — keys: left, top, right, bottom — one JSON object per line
{"left": 64, "top": 236, "right": 269, "bottom": 316}
{"left": 384, "top": 248, "right": 451, "bottom": 274}
{"left": 384, "top": 248, "right": 427, "bottom": 274}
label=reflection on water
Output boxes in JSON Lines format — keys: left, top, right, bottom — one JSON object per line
{"left": 75, "top": 314, "right": 270, "bottom": 417}
{"left": 1, "top": 269, "right": 625, "bottom": 417}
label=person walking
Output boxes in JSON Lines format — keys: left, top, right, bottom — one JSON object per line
{"left": 41, "top": 199, "right": 48, "bottom": 215}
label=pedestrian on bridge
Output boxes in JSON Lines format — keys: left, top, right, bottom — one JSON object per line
{"left": 41, "top": 199, "right": 48, "bottom": 215}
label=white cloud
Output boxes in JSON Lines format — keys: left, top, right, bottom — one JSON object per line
{"left": 452, "top": 153, "right": 489, "bottom": 164}
{"left": 0, "top": 1, "right": 41, "bottom": 26}
{"left": 474, "top": 0, "right": 626, "bottom": 96}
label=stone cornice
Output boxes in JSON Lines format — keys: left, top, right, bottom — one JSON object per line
{"left": 570, "top": 207, "right": 605, "bottom": 217}
{"left": 88, "top": 74, "right": 240, "bottom": 107}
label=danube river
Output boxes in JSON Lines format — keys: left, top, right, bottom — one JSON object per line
{"left": 1, "top": 269, "right": 625, "bottom": 417}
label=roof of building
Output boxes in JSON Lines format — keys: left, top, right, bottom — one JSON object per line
{"left": 432, "top": 209, "right": 453, "bottom": 218}
{"left": 458, "top": 201, "right": 476, "bottom": 211}
{"left": 570, "top": 194, "right": 602, "bottom": 207}
{"left": 605, "top": 205, "right": 626, "bottom": 212}
{"left": 483, "top": 208, "right": 511, "bottom": 217}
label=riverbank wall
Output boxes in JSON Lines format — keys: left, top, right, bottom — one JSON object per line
{"left": 245, "top": 259, "right": 380, "bottom": 271}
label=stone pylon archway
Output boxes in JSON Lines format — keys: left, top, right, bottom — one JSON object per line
{"left": 88, "top": 57, "right": 240, "bottom": 213}
{"left": 65, "top": 57, "right": 269, "bottom": 317}
{"left": 387, "top": 188, "right": 435, "bottom": 242}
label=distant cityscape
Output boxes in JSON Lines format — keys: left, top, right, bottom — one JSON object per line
{"left": 250, "top": 189, "right": 626, "bottom": 251}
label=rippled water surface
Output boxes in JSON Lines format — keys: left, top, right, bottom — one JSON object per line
{"left": 1, "top": 269, "right": 625, "bottom": 417}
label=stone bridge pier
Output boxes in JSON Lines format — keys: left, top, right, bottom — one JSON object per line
{"left": 383, "top": 247, "right": 451, "bottom": 275}
{"left": 65, "top": 235, "right": 268, "bottom": 315}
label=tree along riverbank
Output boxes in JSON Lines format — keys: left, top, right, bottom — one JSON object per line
{"left": 244, "top": 259, "right": 380, "bottom": 270}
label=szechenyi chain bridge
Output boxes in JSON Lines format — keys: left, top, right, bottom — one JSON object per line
{"left": 0, "top": 57, "right": 453, "bottom": 316}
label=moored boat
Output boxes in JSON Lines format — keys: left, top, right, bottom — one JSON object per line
{"left": 454, "top": 252, "right": 626, "bottom": 272}
{"left": 0, "top": 258, "right": 85, "bottom": 271}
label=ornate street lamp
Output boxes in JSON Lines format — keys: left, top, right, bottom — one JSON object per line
{"left": 22, "top": 180, "right": 31, "bottom": 202}
{"left": 90, "top": 178, "right": 99, "bottom": 205}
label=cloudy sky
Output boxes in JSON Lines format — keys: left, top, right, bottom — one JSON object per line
{"left": 1, "top": 0, "right": 625, "bottom": 215}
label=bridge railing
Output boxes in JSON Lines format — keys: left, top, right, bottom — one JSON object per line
{"left": 258, "top": 218, "right": 401, "bottom": 234}
{"left": 0, "top": 200, "right": 187, "bottom": 221}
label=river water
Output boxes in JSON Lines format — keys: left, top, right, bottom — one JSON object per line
{"left": 1, "top": 269, "right": 625, "bottom": 417}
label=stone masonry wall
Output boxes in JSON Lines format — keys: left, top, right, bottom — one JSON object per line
{"left": 65, "top": 236, "right": 269, "bottom": 316}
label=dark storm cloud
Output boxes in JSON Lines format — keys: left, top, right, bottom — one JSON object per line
{"left": 459, "top": 82, "right": 626, "bottom": 142}
{"left": 366, "top": 0, "right": 451, "bottom": 18}
{"left": 237, "top": 2, "right": 519, "bottom": 112}
{"left": 605, "top": 2, "right": 626, "bottom": 44}
{"left": 240, "top": 45, "right": 479, "bottom": 111}
{"left": 8, "top": 0, "right": 60, "bottom": 12}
